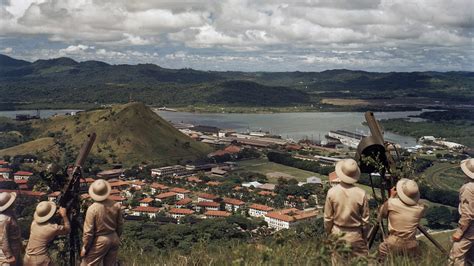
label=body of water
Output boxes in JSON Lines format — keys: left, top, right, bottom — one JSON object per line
{"left": 0, "top": 109, "right": 422, "bottom": 147}
{"left": 0, "top": 109, "right": 82, "bottom": 119}
{"left": 157, "top": 110, "right": 426, "bottom": 147}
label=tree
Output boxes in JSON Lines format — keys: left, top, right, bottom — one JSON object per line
{"left": 425, "top": 206, "right": 454, "bottom": 229}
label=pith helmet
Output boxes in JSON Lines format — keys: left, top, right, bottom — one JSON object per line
{"left": 89, "top": 179, "right": 111, "bottom": 202}
{"left": 34, "top": 201, "right": 57, "bottom": 223}
{"left": 460, "top": 158, "right": 474, "bottom": 179}
{"left": 335, "top": 159, "right": 361, "bottom": 184}
{"left": 396, "top": 178, "right": 420, "bottom": 206}
{"left": 0, "top": 192, "right": 16, "bottom": 212}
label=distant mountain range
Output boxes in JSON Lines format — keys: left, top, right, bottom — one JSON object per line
{"left": 0, "top": 54, "right": 472, "bottom": 109}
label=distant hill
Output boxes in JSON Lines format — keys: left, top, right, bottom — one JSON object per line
{"left": 0, "top": 102, "right": 212, "bottom": 166}
{"left": 0, "top": 54, "right": 472, "bottom": 108}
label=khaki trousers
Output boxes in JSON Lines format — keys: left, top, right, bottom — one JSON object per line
{"left": 81, "top": 233, "right": 120, "bottom": 266}
{"left": 23, "top": 254, "right": 52, "bottom": 266}
{"left": 450, "top": 225, "right": 474, "bottom": 266}
{"left": 378, "top": 235, "right": 420, "bottom": 261}
{"left": 331, "top": 225, "right": 368, "bottom": 265}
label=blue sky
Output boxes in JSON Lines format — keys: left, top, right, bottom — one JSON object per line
{"left": 0, "top": 0, "right": 472, "bottom": 72}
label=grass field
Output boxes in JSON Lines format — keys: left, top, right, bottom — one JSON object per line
{"left": 418, "top": 229, "right": 455, "bottom": 251}
{"left": 423, "top": 162, "right": 465, "bottom": 191}
{"left": 237, "top": 158, "right": 323, "bottom": 183}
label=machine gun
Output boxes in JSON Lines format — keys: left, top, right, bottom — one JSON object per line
{"left": 58, "top": 133, "right": 96, "bottom": 265}
{"left": 355, "top": 112, "right": 448, "bottom": 255}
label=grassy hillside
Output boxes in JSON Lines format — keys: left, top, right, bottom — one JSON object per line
{"left": 0, "top": 102, "right": 212, "bottom": 166}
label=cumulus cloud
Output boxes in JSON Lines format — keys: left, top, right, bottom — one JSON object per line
{"left": 0, "top": 0, "right": 472, "bottom": 71}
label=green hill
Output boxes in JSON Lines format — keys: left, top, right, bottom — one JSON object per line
{"left": 0, "top": 102, "right": 212, "bottom": 166}
{"left": 0, "top": 54, "right": 472, "bottom": 109}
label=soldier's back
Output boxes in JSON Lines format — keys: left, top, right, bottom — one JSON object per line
{"left": 87, "top": 199, "right": 121, "bottom": 235}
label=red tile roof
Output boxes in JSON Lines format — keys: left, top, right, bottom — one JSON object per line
{"left": 170, "top": 187, "right": 191, "bottom": 194}
{"left": 265, "top": 212, "right": 294, "bottom": 222}
{"left": 0, "top": 189, "right": 44, "bottom": 198}
{"left": 197, "top": 201, "right": 220, "bottom": 207}
{"left": 139, "top": 198, "right": 154, "bottom": 203}
{"left": 0, "top": 160, "right": 8, "bottom": 165}
{"left": 14, "top": 171, "right": 33, "bottom": 176}
{"left": 223, "top": 197, "right": 245, "bottom": 206}
{"left": 0, "top": 168, "right": 11, "bottom": 172}
{"left": 187, "top": 176, "right": 203, "bottom": 183}
{"left": 151, "top": 183, "right": 169, "bottom": 190}
{"left": 265, "top": 209, "right": 318, "bottom": 222}
{"left": 14, "top": 179, "right": 28, "bottom": 184}
{"left": 156, "top": 191, "right": 177, "bottom": 199}
{"left": 176, "top": 198, "right": 193, "bottom": 205}
{"left": 249, "top": 204, "right": 273, "bottom": 212}
{"left": 258, "top": 191, "right": 277, "bottom": 197}
{"left": 197, "top": 193, "right": 218, "bottom": 200}
{"left": 48, "top": 191, "right": 61, "bottom": 197}
{"left": 204, "top": 210, "right": 231, "bottom": 217}
{"left": 109, "top": 195, "right": 126, "bottom": 202}
{"left": 80, "top": 178, "right": 95, "bottom": 183}
{"left": 110, "top": 189, "right": 121, "bottom": 195}
{"left": 132, "top": 206, "right": 160, "bottom": 213}
{"left": 207, "top": 181, "right": 222, "bottom": 186}
{"left": 169, "top": 208, "right": 194, "bottom": 215}
{"left": 109, "top": 180, "right": 129, "bottom": 187}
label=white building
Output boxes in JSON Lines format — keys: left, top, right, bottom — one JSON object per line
{"left": 264, "top": 209, "right": 318, "bottom": 231}
{"left": 223, "top": 198, "right": 245, "bottom": 212}
{"left": 248, "top": 204, "right": 274, "bottom": 218}
{"left": 151, "top": 165, "right": 189, "bottom": 178}
{"left": 197, "top": 193, "right": 218, "bottom": 202}
{"left": 170, "top": 187, "right": 191, "bottom": 200}
{"left": 196, "top": 201, "right": 220, "bottom": 212}
{"left": 13, "top": 171, "right": 33, "bottom": 180}
{"left": 169, "top": 208, "right": 194, "bottom": 221}
{"left": 131, "top": 206, "right": 161, "bottom": 218}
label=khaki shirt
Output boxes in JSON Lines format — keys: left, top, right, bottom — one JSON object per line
{"left": 0, "top": 213, "right": 21, "bottom": 260}
{"left": 82, "top": 199, "right": 123, "bottom": 250}
{"left": 25, "top": 221, "right": 67, "bottom": 256}
{"left": 381, "top": 197, "right": 425, "bottom": 240}
{"left": 456, "top": 182, "right": 474, "bottom": 238}
{"left": 324, "top": 183, "right": 370, "bottom": 234}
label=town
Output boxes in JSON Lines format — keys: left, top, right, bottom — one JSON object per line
{"left": 0, "top": 118, "right": 469, "bottom": 234}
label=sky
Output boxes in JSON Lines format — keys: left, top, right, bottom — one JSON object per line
{"left": 0, "top": 0, "right": 473, "bottom": 72}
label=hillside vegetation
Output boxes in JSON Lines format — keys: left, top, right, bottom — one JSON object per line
{"left": 0, "top": 102, "right": 212, "bottom": 166}
{"left": 0, "top": 54, "right": 472, "bottom": 109}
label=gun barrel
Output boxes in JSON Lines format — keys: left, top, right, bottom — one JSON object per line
{"left": 364, "top": 112, "right": 384, "bottom": 145}
{"left": 74, "top": 133, "right": 96, "bottom": 167}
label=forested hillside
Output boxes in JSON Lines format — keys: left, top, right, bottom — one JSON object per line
{"left": 1, "top": 54, "right": 472, "bottom": 109}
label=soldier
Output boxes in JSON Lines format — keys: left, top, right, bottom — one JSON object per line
{"left": 324, "top": 159, "right": 370, "bottom": 259}
{"left": 81, "top": 179, "right": 123, "bottom": 266}
{"left": 450, "top": 158, "right": 474, "bottom": 266}
{"left": 0, "top": 192, "right": 21, "bottom": 266}
{"left": 378, "top": 178, "right": 425, "bottom": 261}
{"left": 23, "top": 201, "right": 70, "bottom": 265}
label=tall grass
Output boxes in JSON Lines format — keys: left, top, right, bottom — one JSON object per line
{"left": 117, "top": 236, "right": 449, "bottom": 266}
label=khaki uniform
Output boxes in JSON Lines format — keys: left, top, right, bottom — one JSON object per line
{"left": 23, "top": 222, "right": 68, "bottom": 266}
{"left": 324, "top": 183, "right": 370, "bottom": 257}
{"left": 378, "top": 197, "right": 425, "bottom": 260}
{"left": 0, "top": 213, "right": 22, "bottom": 266}
{"left": 450, "top": 182, "right": 474, "bottom": 266}
{"left": 81, "top": 199, "right": 123, "bottom": 266}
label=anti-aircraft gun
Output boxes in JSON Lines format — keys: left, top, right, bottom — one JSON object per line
{"left": 355, "top": 112, "right": 448, "bottom": 255}
{"left": 58, "top": 133, "right": 96, "bottom": 265}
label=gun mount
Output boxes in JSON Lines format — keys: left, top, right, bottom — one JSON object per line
{"left": 355, "top": 112, "right": 448, "bottom": 256}
{"left": 58, "top": 133, "right": 96, "bottom": 265}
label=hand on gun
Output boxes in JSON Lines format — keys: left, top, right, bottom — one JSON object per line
{"left": 58, "top": 207, "right": 67, "bottom": 217}
{"left": 452, "top": 231, "right": 462, "bottom": 242}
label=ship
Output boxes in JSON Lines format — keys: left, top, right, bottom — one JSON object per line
{"left": 325, "top": 130, "right": 366, "bottom": 149}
